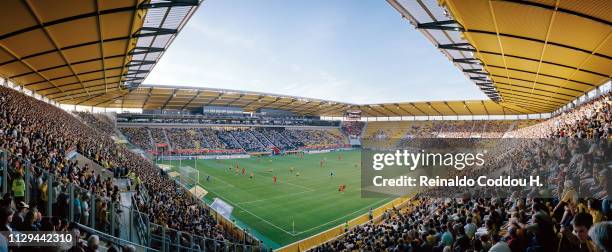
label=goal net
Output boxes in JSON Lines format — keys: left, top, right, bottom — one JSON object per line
{"left": 179, "top": 165, "right": 199, "bottom": 188}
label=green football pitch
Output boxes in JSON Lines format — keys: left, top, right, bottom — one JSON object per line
{"left": 159, "top": 150, "right": 393, "bottom": 248}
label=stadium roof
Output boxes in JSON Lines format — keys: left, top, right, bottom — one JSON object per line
{"left": 388, "top": 0, "right": 611, "bottom": 113}
{"left": 0, "top": 0, "right": 201, "bottom": 104}
{"left": 2, "top": 0, "right": 607, "bottom": 117}
{"left": 71, "top": 84, "right": 533, "bottom": 117}
{"left": 86, "top": 84, "right": 357, "bottom": 116}
{"left": 356, "top": 100, "right": 532, "bottom": 117}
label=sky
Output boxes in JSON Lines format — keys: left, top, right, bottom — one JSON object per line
{"left": 144, "top": 0, "right": 488, "bottom": 104}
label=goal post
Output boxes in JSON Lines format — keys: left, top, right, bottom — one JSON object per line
{"left": 179, "top": 165, "right": 199, "bottom": 187}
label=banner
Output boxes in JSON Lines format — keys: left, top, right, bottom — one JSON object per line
{"left": 210, "top": 198, "right": 234, "bottom": 219}
{"left": 158, "top": 154, "right": 251, "bottom": 161}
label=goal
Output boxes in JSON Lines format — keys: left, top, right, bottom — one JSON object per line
{"left": 179, "top": 165, "right": 200, "bottom": 187}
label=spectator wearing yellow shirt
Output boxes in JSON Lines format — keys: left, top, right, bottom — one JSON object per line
{"left": 588, "top": 199, "right": 604, "bottom": 223}
{"left": 11, "top": 174, "right": 25, "bottom": 205}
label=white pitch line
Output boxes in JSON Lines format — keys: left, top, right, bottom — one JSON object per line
{"left": 284, "top": 181, "right": 315, "bottom": 192}
{"left": 208, "top": 185, "right": 235, "bottom": 190}
{"left": 197, "top": 179, "right": 387, "bottom": 237}
{"left": 190, "top": 168, "right": 235, "bottom": 188}
{"left": 189, "top": 159, "right": 392, "bottom": 237}
{"left": 195, "top": 181, "right": 298, "bottom": 236}
{"left": 292, "top": 196, "right": 392, "bottom": 235}
{"left": 236, "top": 189, "right": 314, "bottom": 205}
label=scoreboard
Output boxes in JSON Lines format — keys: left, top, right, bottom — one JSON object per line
{"left": 345, "top": 110, "right": 362, "bottom": 121}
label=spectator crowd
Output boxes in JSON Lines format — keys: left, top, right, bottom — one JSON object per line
{"left": 315, "top": 91, "right": 612, "bottom": 252}
{"left": 3, "top": 82, "right": 609, "bottom": 252}
{"left": 0, "top": 86, "right": 251, "bottom": 250}
{"left": 118, "top": 126, "right": 349, "bottom": 154}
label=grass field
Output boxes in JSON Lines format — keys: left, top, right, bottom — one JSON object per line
{"left": 160, "top": 150, "right": 393, "bottom": 248}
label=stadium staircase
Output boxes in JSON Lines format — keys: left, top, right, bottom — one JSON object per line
{"left": 162, "top": 128, "right": 173, "bottom": 151}
{"left": 73, "top": 152, "right": 114, "bottom": 180}
{"left": 247, "top": 131, "right": 265, "bottom": 149}
{"left": 113, "top": 128, "right": 130, "bottom": 143}
{"left": 466, "top": 121, "right": 476, "bottom": 138}
{"left": 480, "top": 121, "right": 489, "bottom": 135}
{"left": 359, "top": 122, "right": 367, "bottom": 138}
{"left": 436, "top": 122, "right": 448, "bottom": 137}
{"left": 278, "top": 130, "right": 295, "bottom": 147}
{"left": 106, "top": 113, "right": 131, "bottom": 142}
{"left": 115, "top": 178, "right": 144, "bottom": 244}
{"left": 195, "top": 128, "right": 206, "bottom": 148}
{"left": 257, "top": 130, "right": 276, "bottom": 149}
{"left": 71, "top": 152, "right": 145, "bottom": 244}
{"left": 146, "top": 128, "right": 155, "bottom": 148}
{"left": 502, "top": 121, "right": 519, "bottom": 138}
{"left": 228, "top": 131, "right": 245, "bottom": 150}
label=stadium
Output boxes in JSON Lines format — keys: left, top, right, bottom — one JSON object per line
{"left": 0, "top": 0, "right": 610, "bottom": 252}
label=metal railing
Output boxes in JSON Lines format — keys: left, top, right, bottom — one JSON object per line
{"left": 76, "top": 222, "right": 157, "bottom": 252}
{"left": 0, "top": 148, "right": 267, "bottom": 251}
{"left": 131, "top": 194, "right": 149, "bottom": 246}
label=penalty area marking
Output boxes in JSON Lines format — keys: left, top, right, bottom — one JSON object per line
{"left": 236, "top": 188, "right": 314, "bottom": 205}
{"left": 197, "top": 180, "right": 390, "bottom": 237}
{"left": 185, "top": 160, "right": 391, "bottom": 237}
{"left": 200, "top": 183, "right": 298, "bottom": 236}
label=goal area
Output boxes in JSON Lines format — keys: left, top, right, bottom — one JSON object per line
{"left": 179, "top": 165, "right": 199, "bottom": 187}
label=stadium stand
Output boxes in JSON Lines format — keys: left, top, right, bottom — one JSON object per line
{"left": 364, "top": 121, "right": 411, "bottom": 140}
{"left": 216, "top": 129, "right": 244, "bottom": 150}
{"left": 514, "top": 120, "right": 544, "bottom": 130}
{"left": 117, "top": 112, "right": 340, "bottom": 127}
{"left": 364, "top": 120, "right": 520, "bottom": 143}
{"left": 437, "top": 120, "right": 475, "bottom": 138}
{"left": 150, "top": 128, "right": 170, "bottom": 148}
{"left": 403, "top": 122, "right": 431, "bottom": 138}
{"left": 166, "top": 128, "right": 201, "bottom": 150}
{"left": 250, "top": 129, "right": 276, "bottom": 149}
{"left": 0, "top": 85, "right": 261, "bottom": 251}
{"left": 0, "top": 0, "right": 609, "bottom": 251}
{"left": 313, "top": 91, "right": 612, "bottom": 252}
{"left": 118, "top": 125, "right": 350, "bottom": 155}
{"left": 231, "top": 128, "right": 268, "bottom": 152}
{"left": 121, "top": 128, "right": 154, "bottom": 150}
{"left": 75, "top": 112, "right": 118, "bottom": 137}
{"left": 257, "top": 128, "right": 298, "bottom": 150}
{"left": 201, "top": 128, "right": 228, "bottom": 149}
{"left": 477, "top": 121, "right": 515, "bottom": 138}
{"left": 341, "top": 121, "right": 366, "bottom": 138}
{"left": 286, "top": 129, "right": 348, "bottom": 149}
{"left": 4, "top": 79, "right": 609, "bottom": 252}
{"left": 509, "top": 92, "right": 611, "bottom": 139}
{"left": 43, "top": 88, "right": 611, "bottom": 252}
